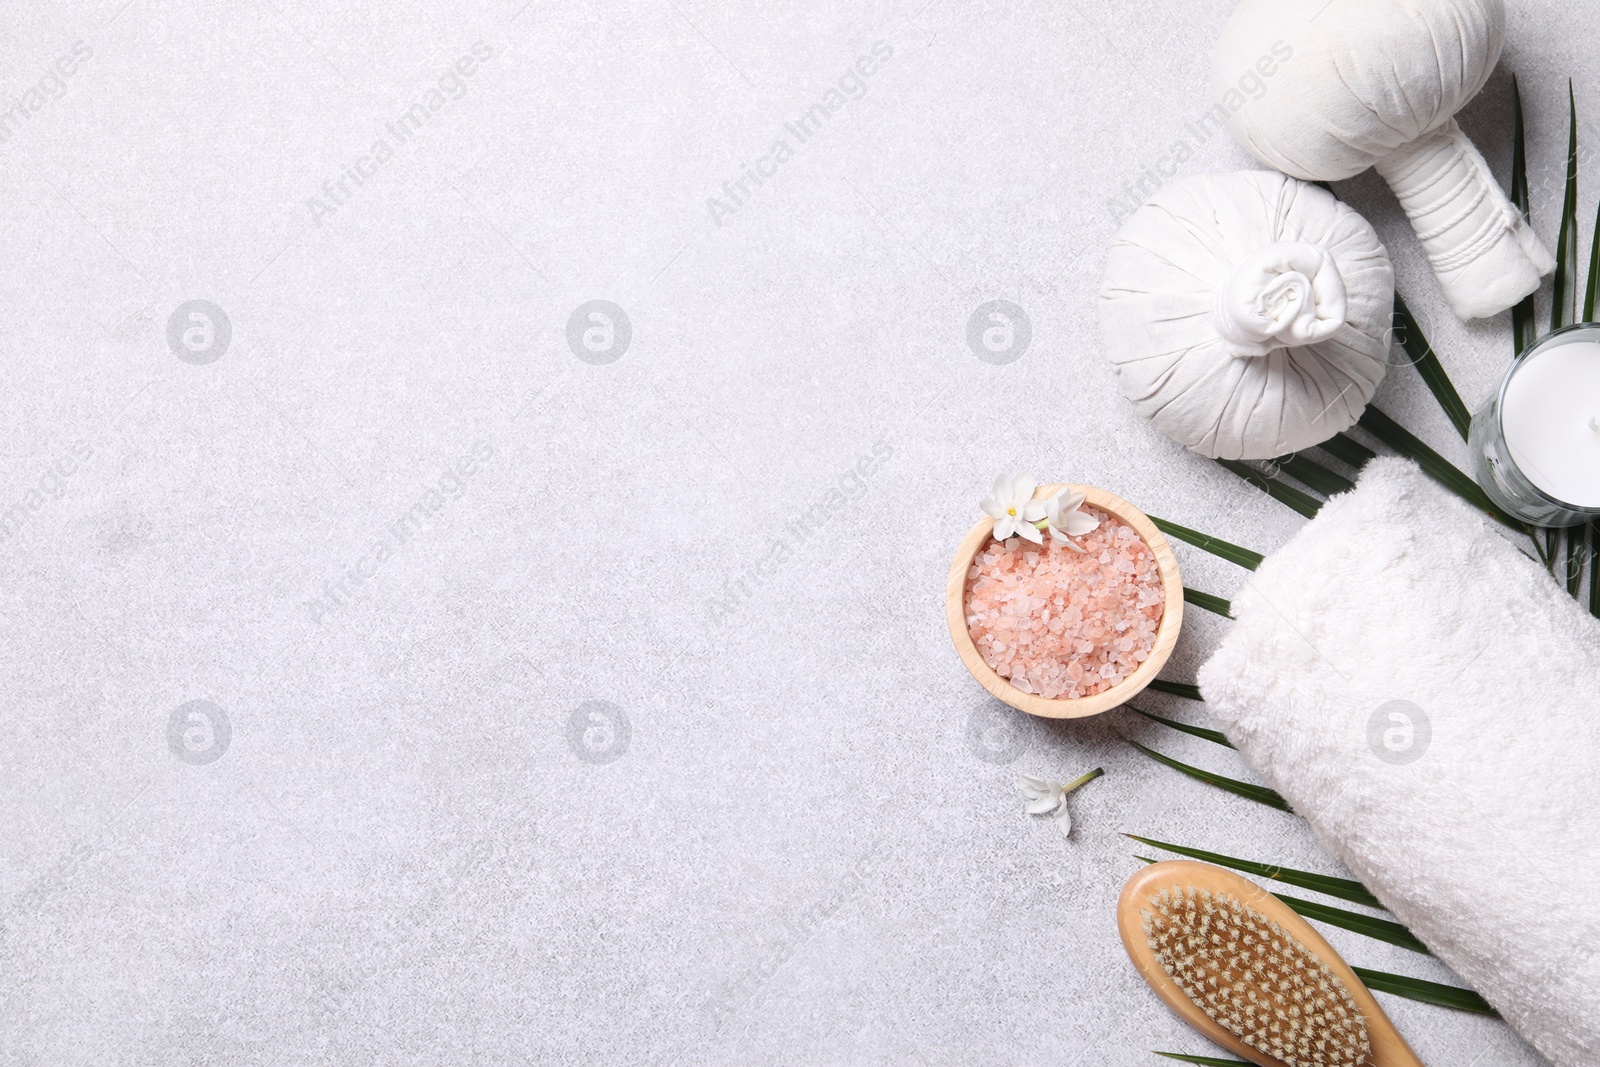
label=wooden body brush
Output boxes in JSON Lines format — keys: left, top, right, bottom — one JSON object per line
{"left": 1118, "top": 861, "right": 1425, "bottom": 1067}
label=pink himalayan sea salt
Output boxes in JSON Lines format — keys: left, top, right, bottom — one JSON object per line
{"left": 964, "top": 506, "right": 1164, "bottom": 700}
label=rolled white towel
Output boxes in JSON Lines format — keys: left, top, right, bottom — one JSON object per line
{"left": 1198, "top": 458, "right": 1600, "bottom": 1067}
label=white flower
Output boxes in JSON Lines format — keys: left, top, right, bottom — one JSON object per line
{"left": 981, "top": 473, "right": 1047, "bottom": 543}
{"left": 1016, "top": 769, "right": 1103, "bottom": 838}
{"left": 1042, "top": 488, "right": 1099, "bottom": 551}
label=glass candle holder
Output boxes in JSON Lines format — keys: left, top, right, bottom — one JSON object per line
{"left": 1469, "top": 324, "right": 1600, "bottom": 528}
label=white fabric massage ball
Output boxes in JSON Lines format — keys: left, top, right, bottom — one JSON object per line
{"left": 1099, "top": 171, "right": 1394, "bottom": 461}
{"left": 1212, "top": 0, "right": 1552, "bottom": 320}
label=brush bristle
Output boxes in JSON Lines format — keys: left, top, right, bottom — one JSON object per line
{"left": 1142, "top": 885, "right": 1370, "bottom": 1067}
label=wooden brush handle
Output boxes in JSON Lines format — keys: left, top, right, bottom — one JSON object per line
{"left": 1118, "top": 861, "right": 1426, "bottom": 1067}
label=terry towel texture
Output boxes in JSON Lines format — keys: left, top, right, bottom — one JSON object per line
{"left": 1199, "top": 458, "right": 1600, "bottom": 1067}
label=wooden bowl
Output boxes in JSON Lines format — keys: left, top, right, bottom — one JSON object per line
{"left": 946, "top": 484, "right": 1183, "bottom": 719}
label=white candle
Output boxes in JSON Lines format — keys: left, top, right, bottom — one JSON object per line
{"left": 1500, "top": 339, "right": 1600, "bottom": 508}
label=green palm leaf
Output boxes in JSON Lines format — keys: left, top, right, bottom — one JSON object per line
{"left": 1552, "top": 82, "right": 1580, "bottom": 332}
{"left": 1315, "top": 432, "right": 1377, "bottom": 470}
{"left": 1147, "top": 516, "right": 1264, "bottom": 570}
{"left": 1352, "top": 967, "right": 1497, "bottom": 1015}
{"left": 1183, "top": 588, "right": 1233, "bottom": 618}
{"left": 1393, "top": 291, "right": 1471, "bottom": 441}
{"left": 1128, "top": 706, "right": 1234, "bottom": 748}
{"left": 1125, "top": 835, "right": 1382, "bottom": 908}
{"left": 1272, "top": 892, "right": 1430, "bottom": 955}
{"left": 1153, "top": 1054, "right": 1250, "bottom": 1067}
{"left": 1148, "top": 678, "right": 1204, "bottom": 702}
{"left": 1525, "top": 527, "right": 1552, "bottom": 571}
{"left": 1125, "top": 740, "right": 1290, "bottom": 811}
{"left": 1511, "top": 75, "right": 1539, "bottom": 356}
{"left": 1215, "top": 459, "right": 1322, "bottom": 519}
{"left": 1543, "top": 86, "right": 1583, "bottom": 606}
{"left": 1586, "top": 195, "right": 1600, "bottom": 321}
{"left": 1275, "top": 454, "right": 1354, "bottom": 497}
{"left": 1565, "top": 528, "right": 1586, "bottom": 597}
{"left": 1591, "top": 523, "right": 1599, "bottom": 617}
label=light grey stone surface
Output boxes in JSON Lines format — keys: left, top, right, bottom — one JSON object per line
{"left": 0, "top": 0, "right": 1579, "bottom": 1062}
